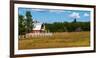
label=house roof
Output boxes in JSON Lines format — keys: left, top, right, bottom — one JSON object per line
{"left": 33, "top": 23, "right": 42, "bottom": 30}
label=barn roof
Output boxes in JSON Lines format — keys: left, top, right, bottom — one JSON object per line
{"left": 33, "top": 23, "right": 43, "bottom": 30}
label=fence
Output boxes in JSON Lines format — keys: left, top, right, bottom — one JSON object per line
{"left": 19, "top": 32, "right": 53, "bottom": 39}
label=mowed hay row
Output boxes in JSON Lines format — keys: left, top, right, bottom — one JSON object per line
{"left": 19, "top": 31, "right": 90, "bottom": 50}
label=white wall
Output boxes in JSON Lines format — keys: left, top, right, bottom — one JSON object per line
{"left": 0, "top": 0, "right": 98, "bottom": 58}
{"left": 16, "top": 0, "right": 96, "bottom": 5}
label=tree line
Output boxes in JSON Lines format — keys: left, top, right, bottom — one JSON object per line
{"left": 45, "top": 19, "right": 90, "bottom": 32}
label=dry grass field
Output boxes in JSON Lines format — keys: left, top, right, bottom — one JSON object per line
{"left": 18, "top": 31, "right": 90, "bottom": 50}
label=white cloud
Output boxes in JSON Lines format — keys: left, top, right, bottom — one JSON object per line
{"left": 49, "top": 9, "right": 65, "bottom": 13}
{"left": 84, "top": 13, "right": 89, "bottom": 16}
{"left": 31, "top": 9, "right": 65, "bottom": 13}
{"left": 32, "top": 9, "right": 45, "bottom": 12}
{"left": 69, "top": 12, "right": 80, "bottom": 18}
{"left": 30, "top": 8, "right": 66, "bottom": 13}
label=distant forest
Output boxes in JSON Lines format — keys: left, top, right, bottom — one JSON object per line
{"left": 45, "top": 19, "right": 90, "bottom": 32}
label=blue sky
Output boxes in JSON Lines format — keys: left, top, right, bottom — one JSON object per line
{"left": 18, "top": 8, "right": 90, "bottom": 23}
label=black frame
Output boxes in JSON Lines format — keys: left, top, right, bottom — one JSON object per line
{"left": 10, "top": 1, "right": 96, "bottom": 58}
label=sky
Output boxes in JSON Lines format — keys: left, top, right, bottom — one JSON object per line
{"left": 18, "top": 8, "right": 90, "bottom": 23}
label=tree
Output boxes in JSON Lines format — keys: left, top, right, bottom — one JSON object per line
{"left": 18, "top": 15, "right": 26, "bottom": 35}
{"left": 18, "top": 11, "right": 34, "bottom": 36}
{"left": 25, "top": 11, "right": 33, "bottom": 33}
{"left": 72, "top": 18, "right": 77, "bottom": 23}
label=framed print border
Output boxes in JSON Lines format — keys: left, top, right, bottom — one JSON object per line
{"left": 10, "top": 1, "right": 96, "bottom": 58}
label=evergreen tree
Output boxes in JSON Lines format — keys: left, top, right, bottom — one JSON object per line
{"left": 72, "top": 18, "right": 77, "bottom": 23}
{"left": 25, "top": 11, "right": 33, "bottom": 33}
{"left": 18, "top": 15, "right": 26, "bottom": 35}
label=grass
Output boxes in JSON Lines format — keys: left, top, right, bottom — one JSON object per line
{"left": 18, "top": 31, "right": 90, "bottom": 50}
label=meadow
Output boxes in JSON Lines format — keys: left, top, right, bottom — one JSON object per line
{"left": 18, "top": 31, "right": 90, "bottom": 50}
